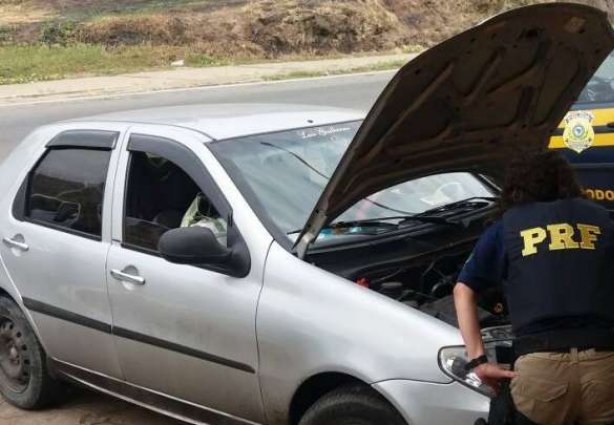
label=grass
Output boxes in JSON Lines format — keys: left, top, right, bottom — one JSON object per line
{"left": 264, "top": 59, "right": 408, "bottom": 81}
{"left": 0, "top": 44, "right": 224, "bottom": 84}
{"left": 0, "top": 42, "right": 407, "bottom": 85}
{"left": 185, "top": 53, "right": 228, "bottom": 67}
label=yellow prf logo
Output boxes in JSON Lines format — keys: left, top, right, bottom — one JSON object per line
{"left": 520, "top": 223, "right": 601, "bottom": 257}
{"left": 563, "top": 110, "right": 595, "bottom": 154}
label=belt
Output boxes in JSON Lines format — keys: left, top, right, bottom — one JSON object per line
{"left": 514, "top": 329, "right": 614, "bottom": 356}
{"left": 549, "top": 347, "right": 614, "bottom": 353}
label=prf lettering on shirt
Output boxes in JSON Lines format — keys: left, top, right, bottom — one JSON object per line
{"left": 520, "top": 223, "right": 602, "bottom": 257}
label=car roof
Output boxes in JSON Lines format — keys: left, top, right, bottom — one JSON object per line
{"left": 70, "top": 103, "right": 364, "bottom": 141}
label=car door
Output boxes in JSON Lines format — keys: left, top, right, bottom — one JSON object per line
{"left": 0, "top": 127, "right": 124, "bottom": 378}
{"left": 106, "top": 126, "right": 265, "bottom": 423}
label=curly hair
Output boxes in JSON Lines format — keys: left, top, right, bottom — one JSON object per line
{"left": 499, "top": 150, "right": 584, "bottom": 214}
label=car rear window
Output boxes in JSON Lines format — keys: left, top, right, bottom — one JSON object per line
{"left": 26, "top": 148, "right": 111, "bottom": 239}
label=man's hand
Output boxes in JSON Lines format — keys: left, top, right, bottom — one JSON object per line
{"left": 454, "top": 283, "right": 517, "bottom": 392}
{"left": 473, "top": 363, "right": 518, "bottom": 393}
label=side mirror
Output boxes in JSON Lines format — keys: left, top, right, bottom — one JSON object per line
{"left": 158, "top": 227, "right": 231, "bottom": 266}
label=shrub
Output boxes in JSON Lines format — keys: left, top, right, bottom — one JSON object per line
{"left": 40, "top": 20, "right": 77, "bottom": 45}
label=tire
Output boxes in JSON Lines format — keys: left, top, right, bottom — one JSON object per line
{"left": 0, "top": 296, "right": 61, "bottom": 409}
{"left": 299, "top": 385, "right": 406, "bottom": 425}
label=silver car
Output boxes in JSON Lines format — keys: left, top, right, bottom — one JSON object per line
{"left": 0, "top": 4, "right": 611, "bottom": 425}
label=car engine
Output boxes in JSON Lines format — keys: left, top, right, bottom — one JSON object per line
{"left": 352, "top": 249, "right": 509, "bottom": 328}
{"left": 309, "top": 223, "right": 515, "bottom": 365}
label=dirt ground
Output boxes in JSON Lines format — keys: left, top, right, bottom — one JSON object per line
{"left": 0, "top": 388, "right": 183, "bottom": 425}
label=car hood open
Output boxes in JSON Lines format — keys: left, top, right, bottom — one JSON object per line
{"left": 295, "top": 3, "right": 614, "bottom": 257}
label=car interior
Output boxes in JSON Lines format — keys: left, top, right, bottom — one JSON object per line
{"left": 26, "top": 148, "right": 110, "bottom": 238}
{"left": 124, "top": 152, "right": 225, "bottom": 251}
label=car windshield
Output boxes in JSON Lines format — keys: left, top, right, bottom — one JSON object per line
{"left": 577, "top": 51, "right": 614, "bottom": 104}
{"left": 210, "top": 121, "right": 494, "bottom": 239}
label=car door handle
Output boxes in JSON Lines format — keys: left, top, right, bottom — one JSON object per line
{"left": 110, "top": 269, "right": 145, "bottom": 285}
{"left": 2, "top": 237, "right": 29, "bottom": 252}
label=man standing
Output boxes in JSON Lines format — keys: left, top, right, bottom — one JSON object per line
{"left": 454, "top": 151, "right": 614, "bottom": 425}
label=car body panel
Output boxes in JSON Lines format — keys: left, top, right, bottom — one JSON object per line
{"left": 106, "top": 124, "right": 270, "bottom": 422}
{"left": 257, "top": 242, "right": 465, "bottom": 424}
{"left": 0, "top": 122, "right": 127, "bottom": 378}
{"left": 373, "top": 380, "right": 489, "bottom": 425}
{"left": 50, "top": 359, "right": 263, "bottom": 425}
{"left": 72, "top": 104, "right": 364, "bottom": 141}
{"left": 296, "top": 3, "right": 614, "bottom": 256}
{"left": 0, "top": 128, "right": 52, "bottom": 303}
{"left": 551, "top": 105, "right": 614, "bottom": 211}
{"left": 548, "top": 51, "right": 614, "bottom": 212}
{"left": 551, "top": 106, "right": 614, "bottom": 149}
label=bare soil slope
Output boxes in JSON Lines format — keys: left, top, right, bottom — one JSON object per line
{"left": 0, "top": 0, "right": 611, "bottom": 84}
{"left": 1, "top": 0, "right": 611, "bottom": 57}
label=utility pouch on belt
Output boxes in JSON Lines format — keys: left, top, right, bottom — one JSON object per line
{"left": 476, "top": 381, "right": 538, "bottom": 425}
{"left": 487, "top": 380, "right": 515, "bottom": 425}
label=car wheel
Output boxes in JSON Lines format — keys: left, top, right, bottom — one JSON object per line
{"left": 299, "top": 385, "right": 406, "bottom": 425}
{"left": 0, "top": 296, "right": 60, "bottom": 409}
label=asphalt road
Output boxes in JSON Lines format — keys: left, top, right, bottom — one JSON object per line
{"left": 0, "top": 72, "right": 392, "bottom": 425}
{"left": 0, "top": 72, "right": 393, "bottom": 158}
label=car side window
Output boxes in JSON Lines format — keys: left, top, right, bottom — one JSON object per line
{"left": 26, "top": 148, "right": 111, "bottom": 238}
{"left": 123, "top": 151, "right": 227, "bottom": 253}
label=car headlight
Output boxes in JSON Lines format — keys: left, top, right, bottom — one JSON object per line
{"left": 438, "top": 346, "right": 495, "bottom": 398}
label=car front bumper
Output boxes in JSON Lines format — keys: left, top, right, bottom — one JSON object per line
{"left": 373, "top": 379, "right": 489, "bottom": 425}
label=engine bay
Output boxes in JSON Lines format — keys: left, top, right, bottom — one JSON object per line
{"left": 308, "top": 216, "right": 509, "bottom": 330}
{"left": 306, "top": 201, "right": 512, "bottom": 335}
{"left": 307, "top": 212, "right": 515, "bottom": 365}
{"left": 352, "top": 248, "right": 509, "bottom": 328}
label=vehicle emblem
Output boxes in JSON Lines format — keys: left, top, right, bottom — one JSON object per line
{"left": 563, "top": 110, "right": 595, "bottom": 153}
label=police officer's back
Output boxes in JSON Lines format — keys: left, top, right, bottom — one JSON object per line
{"left": 454, "top": 151, "right": 614, "bottom": 425}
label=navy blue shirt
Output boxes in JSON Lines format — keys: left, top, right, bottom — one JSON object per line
{"left": 458, "top": 221, "right": 507, "bottom": 291}
{"left": 459, "top": 217, "right": 614, "bottom": 335}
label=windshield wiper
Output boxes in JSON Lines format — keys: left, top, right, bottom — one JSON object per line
{"left": 286, "top": 214, "right": 455, "bottom": 235}
{"left": 397, "top": 197, "right": 496, "bottom": 228}
{"left": 399, "top": 214, "right": 458, "bottom": 226}
{"left": 287, "top": 218, "right": 400, "bottom": 235}
{"left": 412, "top": 196, "right": 497, "bottom": 218}
{"left": 287, "top": 198, "right": 497, "bottom": 235}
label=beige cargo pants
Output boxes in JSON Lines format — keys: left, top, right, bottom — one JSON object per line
{"left": 510, "top": 349, "right": 614, "bottom": 425}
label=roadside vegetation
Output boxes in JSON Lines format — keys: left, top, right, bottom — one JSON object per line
{"left": 0, "top": 0, "right": 610, "bottom": 85}
{"left": 0, "top": 44, "right": 225, "bottom": 84}
{"left": 264, "top": 58, "right": 409, "bottom": 81}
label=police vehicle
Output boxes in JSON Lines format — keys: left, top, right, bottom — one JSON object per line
{"left": 551, "top": 51, "right": 614, "bottom": 211}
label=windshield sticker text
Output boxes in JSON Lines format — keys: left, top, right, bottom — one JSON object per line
{"left": 297, "top": 126, "right": 352, "bottom": 140}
